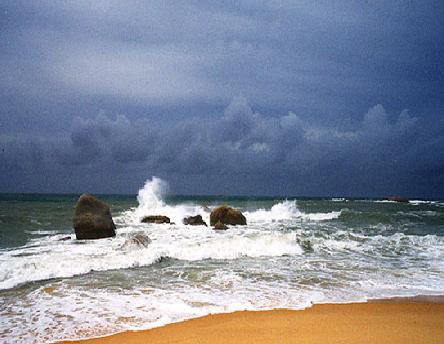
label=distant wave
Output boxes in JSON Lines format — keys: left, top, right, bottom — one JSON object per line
{"left": 245, "top": 200, "right": 342, "bottom": 222}
{"left": 24, "top": 229, "right": 60, "bottom": 235}
{"left": 409, "top": 200, "right": 438, "bottom": 205}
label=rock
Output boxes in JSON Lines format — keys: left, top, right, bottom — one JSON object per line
{"left": 73, "top": 194, "right": 116, "bottom": 240}
{"left": 130, "top": 233, "right": 151, "bottom": 247}
{"left": 141, "top": 215, "right": 170, "bottom": 224}
{"left": 210, "top": 205, "right": 247, "bottom": 226}
{"left": 122, "top": 233, "right": 151, "bottom": 249}
{"left": 297, "top": 238, "right": 314, "bottom": 252}
{"left": 213, "top": 221, "right": 228, "bottom": 230}
{"left": 58, "top": 236, "right": 71, "bottom": 241}
{"left": 183, "top": 215, "right": 207, "bottom": 226}
{"left": 387, "top": 196, "right": 409, "bottom": 203}
{"left": 201, "top": 205, "right": 211, "bottom": 212}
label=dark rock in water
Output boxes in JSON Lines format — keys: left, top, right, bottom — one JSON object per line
{"left": 122, "top": 233, "right": 151, "bottom": 249}
{"left": 58, "top": 236, "right": 72, "bottom": 241}
{"left": 387, "top": 196, "right": 409, "bottom": 203}
{"left": 183, "top": 215, "right": 207, "bottom": 226}
{"left": 210, "top": 205, "right": 246, "bottom": 226}
{"left": 213, "top": 221, "right": 228, "bottom": 230}
{"left": 130, "top": 233, "right": 151, "bottom": 247}
{"left": 73, "top": 194, "right": 116, "bottom": 240}
{"left": 297, "top": 238, "right": 314, "bottom": 252}
{"left": 141, "top": 215, "right": 170, "bottom": 224}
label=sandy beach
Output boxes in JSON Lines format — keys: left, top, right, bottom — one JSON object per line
{"left": 65, "top": 300, "right": 444, "bottom": 344}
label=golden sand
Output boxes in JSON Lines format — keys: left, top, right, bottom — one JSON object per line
{"left": 64, "top": 302, "right": 444, "bottom": 344}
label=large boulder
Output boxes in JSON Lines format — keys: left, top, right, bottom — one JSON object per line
{"left": 73, "top": 194, "right": 116, "bottom": 240}
{"left": 183, "top": 215, "right": 207, "bottom": 226}
{"left": 141, "top": 215, "right": 170, "bottom": 224}
{"left": 210, "top": 205, "right": 247, "bottom": 226}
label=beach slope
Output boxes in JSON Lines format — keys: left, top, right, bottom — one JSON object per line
{"left": 66, "top": 302, "right": 444, "bottom": 344}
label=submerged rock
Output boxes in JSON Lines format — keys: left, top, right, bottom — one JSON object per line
{"left": 183, "top": 215, "right": 207, "bottom": 226}
{"left": 210, "top": 205, "right": 247, "bottom": 226}
{"left": 58, "top": 236, "right": 71, "bottom": 241}
{"left": 73, "top": 194, "right": 116, "bottom": 240}
{"left": 122, "top": 233, "right": 151, "bottom": 249}
{"left": 297, "top": 238, "right": 314, "bottom": 253}
{"left": 141, "top": 215, "right": 170, "bottom": 224}
{"left": 213, "top": 221, "right": 228, "bottom": 230}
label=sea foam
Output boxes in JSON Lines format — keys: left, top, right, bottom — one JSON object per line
{"left": 131, "top": 177, "right": 208, "bottom": 225}
{"left": 245, "top": 199, "right": 341, "bottom": 223}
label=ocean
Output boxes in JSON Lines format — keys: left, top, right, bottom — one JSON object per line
{"left": 0, "top": 178, "right": 443, "bottom": 343}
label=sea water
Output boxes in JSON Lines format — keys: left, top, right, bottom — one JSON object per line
{"left": 0, "top": 177, "right": 443, "bottom": 343}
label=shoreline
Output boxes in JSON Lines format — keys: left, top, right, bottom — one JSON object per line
{"left": 61, "top": 296, "right": 444, "bottom": 344}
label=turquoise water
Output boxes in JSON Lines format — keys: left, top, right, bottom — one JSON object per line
{"left": 0, "top": 182, "right": 443, "bottom": 343}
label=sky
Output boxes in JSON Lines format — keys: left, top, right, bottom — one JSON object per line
{"left": 1, "top": 1, "right": 444, "bottom": 197}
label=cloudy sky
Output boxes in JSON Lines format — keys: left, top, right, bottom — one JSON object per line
{"left": 1, "top": 1, "right": 444, "bottom": 197}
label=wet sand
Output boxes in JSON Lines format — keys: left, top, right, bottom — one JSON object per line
{"left": 64, "top": 300, "right": 444, "bottom": 344}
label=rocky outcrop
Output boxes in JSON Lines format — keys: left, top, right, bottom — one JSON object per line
{"left": 213, "top": 221, "right": 228, "bottom": 230}
{"left": 183, "top": 215, "right": 207, "bottom": 226}
{"left": 141, "top": 215, "right": 170, "bottom": 224}
{"left": 210, "top": 205, "right": 247, "bottom": 226}
{"left": 73, "top": 194, "right": 116, "bottom": 240}
{"left": 387, "top": 196, "right": 409, "bottom": 203}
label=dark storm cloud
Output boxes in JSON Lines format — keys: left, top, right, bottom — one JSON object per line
{"left": 1, "top": 1, "right": 444, "bottom": 196}
{"left": 57, "top": 112, "right": 154, "bottom": 165}
{"left": 2, "top": 95, "right": 443, "bottom": 196}
{"left": 3, "top": 1, "right": 444, "bottom": 111}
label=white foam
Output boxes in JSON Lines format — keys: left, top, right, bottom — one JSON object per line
{"left": 301, "top": 211, "right": 342, "bottom": 221}
{"left": 131, "top": 176, "right": 208, "bottom": 225}
{"left": 245, "top": 200, "right": 341, "bottom": 223}
{"left": 409, "top": 200, "right": 437, "bottom": 205}
{"left": 2, "top": 239, "right": 443, "bottom": 344}
{"left": 374, "top": 200, "right": 397, "bottom": 203}
{"left": 0, "top": 225, "right": 303, "bottom": 290}
{"left": 0, "top": 276, "right": 325, "bottom": 343}
{"left": 24, "top": 229, "right": 60, "bottom": 235}
{"left": 136, "top": 177, "right": 169, "bottom": 216}
{"left": 245, "top": 200, "right": 301, "bottom": 222}
{"left": 133, "top": 181, "right": 341, "bottom": 226}
{"left": 331, "top": 198, "right": 346, "bottom": 202}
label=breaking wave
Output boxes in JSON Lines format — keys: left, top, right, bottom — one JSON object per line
{"left": 130, "top": 177, "right": 208, "bottom": 225}
{"left": 125, "top": 177, "right": 342, "bottom": 226}
{"left": 245, "top": 200, "right": 342, "bottom": 223}
{"left": 0, "top": 229, "right": 303, "bottom": 290}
